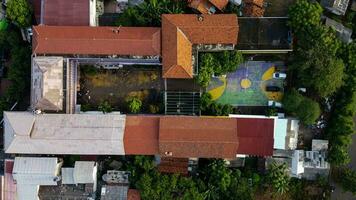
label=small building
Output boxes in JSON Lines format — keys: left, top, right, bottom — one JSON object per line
{"left": 11, "top": 157, "right": 62, "bottom": 200}
{"left": 188, "top": 0, "right": 229, "bottom": 14}
{"left": 38, "top": 161, "right": 98, "bottom": 200}
{"left": 291, "top": 140, "right": 330, "bottom": 180}
{"left": 321, "top": 0, "right": 350, "bottom": 15}
{"left": 31, "top": 0, "right": 97, "bottom": 26}
{"left": 31, "top": 57, "right": 64, "bottom": 112}
{"left": 325, "top": 17, "right": 353, "bottom": 43}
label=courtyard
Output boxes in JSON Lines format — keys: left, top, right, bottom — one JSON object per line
{"left": 77, "top": 65, "right": 163, "bottom": 113}
{"left": 207, "top": 61, "right": 285, "bottom": 106}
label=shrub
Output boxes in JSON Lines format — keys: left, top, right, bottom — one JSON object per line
{"left": 148, "top": 104, "right": 160, "bottom": 114}
{"left": 127, "top": 97, "right": 142, "bottom": 113}
{"left": 98, "top": 101, "right": 112, "bottom": 114}
{"left": 81, "top": 65, "right": 98, "bottom": 76}
{"left": 282, "top": 89, "right": 303, "bottom": 115}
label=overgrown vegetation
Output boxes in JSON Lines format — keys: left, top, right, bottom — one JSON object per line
{"left": 6, "top": 0, "right": 32, "bottom": 27}
{"left": 115, "top": 0, "right": 187, "bottom": 27}
{"left": 197, "top": 51, "right": 244, "bottom": 88}
{"left": 200, "top": 93, "right": 235, "bottom": 116}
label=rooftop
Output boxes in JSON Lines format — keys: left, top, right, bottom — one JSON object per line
{"left": 31, "top": 0, "right": 91, "bottom": 26}
{"left": 237, "top": 17, "right": 292, "bottom": 51}
{"left": 4, "top": 112, "right": 126, "bottom": 155}
{"left": 32, "top": 26, "right": 161, "bottom": 56}
{"left": 161, "top": 14, "right": 238, "bottom": 78}
{"left": 31, "top": 56, "right": 63, "bottom": 111}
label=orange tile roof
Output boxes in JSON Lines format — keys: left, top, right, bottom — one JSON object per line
{"left": 188, "top": 0, "right": 228, "bottom": 13}
{"left": 122, "top": 116, "right": 274, "bottom": 158}
{"left": 162, "top": 14, "right": 238, "bottom": 79}
{"left": 209, "top": 0, "right": 229, "bottom": 10}
{"left": 243, "top": 0, "right": 265, "bottom": 17}
{"left": 32, "top": 26, "right": 161, "bottom": 56}
{"left": 159, "top": 116, "right": 239, "bottom": 158}
{"left": 123, "top": 116, "right": 160, "bottom": 155}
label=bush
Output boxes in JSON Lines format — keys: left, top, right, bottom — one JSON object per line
{"left": 148, "top": 104, "right": 160, "bottom": 114}
{"left": 196, "top": 54, "right": 214, "bottom": 88}
{"left": 200, "top": 92, "right": 234, "bottom": 116}
{"left": 127, "top": 97, "right": 142, "bottom": 113}
{"left": 98, "top": 100, "right": 112, "bottom": 114}
{"left": 81, "top": 65, "right": 98, "bottom": 76}
{"left": 337, "top": 168, "right": 356, "bottom": 195}
{"left": 6, "top": 0, "right": 32, "bottom": 27}
{"left": 282, "top": 89, "right": 303, "bottom": 114}
{"left": 265, "top": 107, "right": 277, "bottom": 117}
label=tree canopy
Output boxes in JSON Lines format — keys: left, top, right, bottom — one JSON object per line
{"left": 6, "top": 0, "right": 32, "bottom": 27}
{"left": 288, "top": 0, "right": 323, "bottom": 33}
{"left": 282, "top": 89, "right": 320, "bottom": 125}
{"left": 266, "top": 162, "right": 290, "bottom": 195}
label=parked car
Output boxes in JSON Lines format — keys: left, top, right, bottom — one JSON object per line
{"left": 268, "top": 100, "right": 282, "bottom": 108}
{"left": 273, "top": 72, "right": 287, "bottom": 79}
{"left": 266, "top": 86, "right": 281, "bottom": 92}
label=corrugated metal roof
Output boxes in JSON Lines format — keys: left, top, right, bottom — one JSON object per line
{"left": 73, "top": 161, "right": 96, "bottom": 184}
{"left": 16, "top": 184, "right": 38, "bottom": 200}
{"left": 41, "top": 0, "right": 90, "bottom": 26}
{"left": 33, "top": 26, "right": 161, "bottom": 56}
{"left": 236, "top": 118, "right": 274, "bottom": 156}
{"left": 61, "top": 168, "right": 75, "bottom": 184}
{"left": 274, "top": 118, "right": 288, "bottom": 150}
{"left": 4, "top": 112, "right": 126, "bottom": 155}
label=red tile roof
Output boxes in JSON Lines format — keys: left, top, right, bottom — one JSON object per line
{"left": 123, "top": 116, "right": 274, "bottom": 158}
{"left": 159, "top": 116, "right": 239, "bottom": 158}
{"left": 236, "top": 118, "right": 274, "bottom": 156}
{"left": 32, "top": 26, "right": 161, "bottom": 56}
{"left": 158, "top": 157, "right": 189, "bottom": 175}
{"left": 243, "top": 0, "right": 265, "bottom": 17}
{"left": 188, "top": 0, "right": 229, "bottom": 14}
{"left": 162, "top": 14, "right": 238, "bottom": 78}
{"left": 124, "top": 116, "right": 160, "bottom": 155}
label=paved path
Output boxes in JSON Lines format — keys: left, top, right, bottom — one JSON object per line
{"left": 331, "top": 118, "right": 356, "bottom": 200}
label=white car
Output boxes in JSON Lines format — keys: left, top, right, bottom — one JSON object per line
{"left": 268, "top": 100, "right": 282, "bottom": 108}
{"left": 273, "top": 72, "right": 287, "bottom": 79}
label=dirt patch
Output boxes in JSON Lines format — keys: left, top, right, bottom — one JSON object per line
{"left": 78, "top": 66, "right": 163, "bottom": 113}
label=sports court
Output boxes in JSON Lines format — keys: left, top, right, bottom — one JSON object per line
{"left": 207, "top": 61, "right": 285, "bottom": 106}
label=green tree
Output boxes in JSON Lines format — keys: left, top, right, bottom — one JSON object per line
{"left": 296, "top": 98, "right": 320, "bottom": 125}
{"left": 197, "top": 54, "right": 214, "bottom": 88}
{"left": 127, "top": 97, "right": 142, "bottom": 113}
{"left": 98, "top": 100, "right": 112, "bottom": 114}
{"left": 338, "top": 168, "right": 356, "bottom": 195}
{"left": 282, "top": 88, "right": 303, "bottom": 115}
{"left": 288, "top": 0, "right": 323, "bottom": 33}
{"left": 6, "top": 0, "right": 32, "bottom": 27}
{"left": 267, "top": 162, "right": 290, "bottom": 195}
